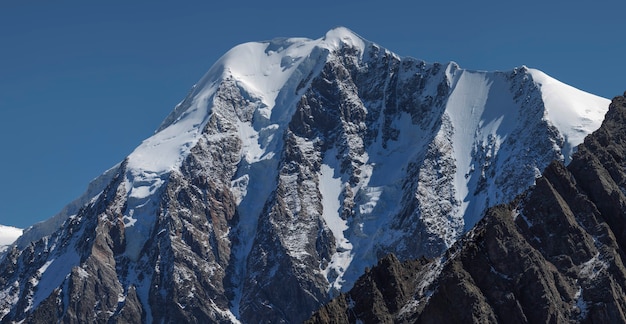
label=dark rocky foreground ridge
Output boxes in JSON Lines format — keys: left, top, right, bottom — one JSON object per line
{"left": 308, "top": 92, "right": 626, "bottom": 323}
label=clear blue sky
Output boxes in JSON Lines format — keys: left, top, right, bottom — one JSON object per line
{"left": 1, "top": 0, "right": 624, "bottom": 228}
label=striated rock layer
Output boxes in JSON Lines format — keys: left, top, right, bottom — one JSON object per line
{"left": 0, "top": 28, "right": 609, "bottom": 323}
{"left": 308, "top": 93, "right": 626, "bottom": 323}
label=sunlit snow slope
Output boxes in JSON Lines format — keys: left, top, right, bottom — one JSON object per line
{"left": 0, "top": 27, "right": 610, "bottom": 323}
{"left": 0, "top": 225, "right": 22, "bottom": 255}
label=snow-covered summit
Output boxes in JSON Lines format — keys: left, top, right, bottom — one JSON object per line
{"left": 0, "top": 225, "right": 22, "bottom": 255}
{"left": 1, "top": 27, "right": 611, "bottom": 323}
{"left": 528, "top": 68, "right": 608, "bottom": 162}
{"left": 117, "top": 27, "right": 375, "bottom": 261}
{"left": 158, "top": 26, "right": 366, "bottom": 134}
{"left": 128, "top": 26, "right": 367, "bottom": 189}
{"left": 13, "top": 27, "right": 372, "bottom": 253}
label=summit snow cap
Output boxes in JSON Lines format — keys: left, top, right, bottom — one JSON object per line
{"left": 528, "top": 68, "right": 608, "bottom": 163}
{"left": 133, "top": 27, "right": 372, "bottom": 183}
{"left": 157, "top": 27, "right": 367, "bottom": 133}
{"left": 0, "top": 225, "right": 22, "bottom": 254}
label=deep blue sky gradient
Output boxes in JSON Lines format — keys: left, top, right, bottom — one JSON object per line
{"left": 1, "top": 0, "right": 624, "bottom": 228}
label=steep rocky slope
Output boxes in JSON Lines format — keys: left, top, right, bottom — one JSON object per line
{"left": 0, "top": 28, "right": 609, "bottom": 323}
{"left": 309, "top": 93, "right": 626, "bottom": 323}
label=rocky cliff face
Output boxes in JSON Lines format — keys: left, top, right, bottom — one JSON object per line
{"left": 308, "top": 93, "right": 626, "bottom": 323}
{"left": 0, "top": 28, "right": 610, "bottom": 323}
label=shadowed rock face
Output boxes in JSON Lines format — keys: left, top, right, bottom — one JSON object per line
{"left": 308, "top": 93, "right": 626, "bottom": 323}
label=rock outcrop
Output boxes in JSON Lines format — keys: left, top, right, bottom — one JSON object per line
{"left": 308, "top": 93, "right": 626, "bottom": 323}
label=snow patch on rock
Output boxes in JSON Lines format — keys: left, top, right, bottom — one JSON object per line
{"left": 0, "top": 225, "right": 22, "bottom": 255}
{"left": 319, "top": 158, "right": 353, "bottom": 292}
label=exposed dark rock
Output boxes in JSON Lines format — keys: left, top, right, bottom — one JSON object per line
{"left": 309, "top": 93, "right": 626, "bottom": 323}
{"left": 307, "top": 254, "right": 430, "bottom": 324}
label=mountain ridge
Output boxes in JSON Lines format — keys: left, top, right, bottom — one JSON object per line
{"left": 308, "top": 92, "right": 626, "bottom": 323}
{"left": 0, "top": 27, "right": 610, "bottom": 323}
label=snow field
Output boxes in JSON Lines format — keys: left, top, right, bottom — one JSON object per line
{"left": 0, "top": 225, "right": 22, "bottom": 254}
{"left": 528, "top": 68, "right": 609, "bottom": 163}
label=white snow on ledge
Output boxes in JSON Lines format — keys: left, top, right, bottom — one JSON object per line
{"left": 319, "top": 163, "right": 353, "bottom": 291}
{"left": 0, "top": 225, "right": 22, "bottom": 245}
{"left": 0, "top": 225, "right": 22, "bottom": 254}
{"left": 119, "top": 73, "right": 217, "bottom": 261}
{"left": 528, "top": 68, "right": 610, "bottom": 163}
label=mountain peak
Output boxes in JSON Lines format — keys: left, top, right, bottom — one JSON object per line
{"left": 0, "top": 29, "right": 611, "bottom": 323}
{"left": 322, "top": 26, "right": 367, "bottom": 50}
{"left": 527, "top": 68, "right": 608, "bottom": 163}
{"left": 0, "top": 224, "right": 22, "bottom": 255}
